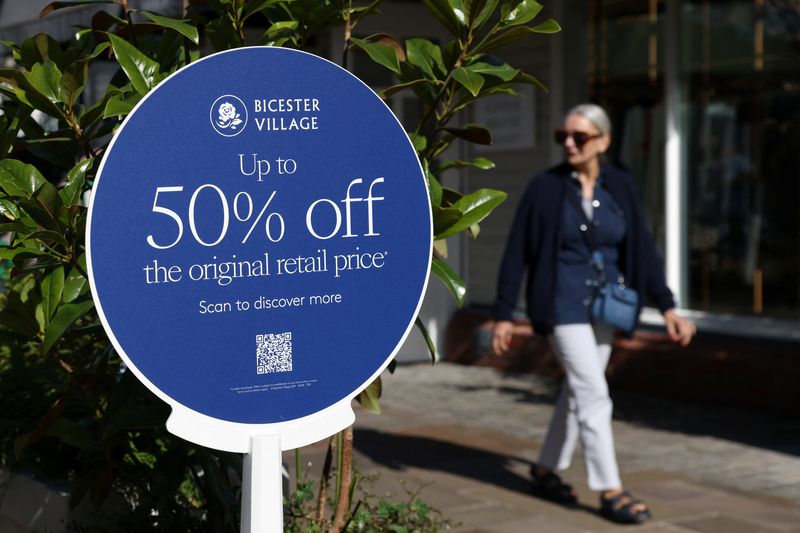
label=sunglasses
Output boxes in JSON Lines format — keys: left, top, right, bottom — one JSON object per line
{"left": 554, "top": 129, "right": 603, "bottom": 147}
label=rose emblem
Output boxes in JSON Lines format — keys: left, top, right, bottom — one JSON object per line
{"left": 216, "top": 101, "right": 243, "bottom": 130}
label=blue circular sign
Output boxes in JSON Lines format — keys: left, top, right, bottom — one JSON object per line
{"left": 88, "top": 47, "right": 431, "bottom": 426}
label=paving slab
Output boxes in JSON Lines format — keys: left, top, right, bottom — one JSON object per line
{"left": 286, "top": 362, "right": 800, "bottom": 531}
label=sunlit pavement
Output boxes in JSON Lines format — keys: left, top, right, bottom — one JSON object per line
{"left": 288, "top": 362, "right": 800, "bottom": 532}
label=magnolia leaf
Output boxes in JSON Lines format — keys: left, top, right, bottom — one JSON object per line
{"left": 415, "top": 316, "right": 437, "bottom": 363}
{"left": 406, "top": 38, "right": 446, "bottom": 79}
{"left": 107, "top": 33, "right": 160, "bottom": 96}
{"left": 350, "top": 37, "right": 401, "bottom": 74}
{"left": 25, "top": 60, "right": 63, "bottom": 105}
{"left": 356, "top": 376, "right": 382, "bottom": 414}
{"left": 500, "top": 0, "right": 543, "bottom": 27}
{"left": 432, "top": 204, "right": 462, "bottom": 237}
{"left": 452, "top": 66, "right": 485, "bottom": 96}
{"left": 60, "top": 59, "right": 88, "bottom": 109}
{"left": 425, "top": 161, "right": 443, "bottom": 205}
{"left": 433, "top": 238, "right": 448, "bottom": 258}
{"left": 41, "top": 266, "right": 65, "bottom": 323}
{"left": 409, "top": 132, "right": 428, "bottom": 152}
{"left": 63, "top": 259, "right": 88, "bottom": 303}
{"left": 42, "top": 299, "right": 94, "bottom": 354}
{"left": 444, "top": 125, "right": 492, "bottom": 145}
{"left": 39, "top": 0, "right": 116, "bottom": 18}
{"left": 432, "top": 258, "right": 465, "bottom": 307}
{"left": 137, "top": 11, "right": 200, "bottom": 45}
{"left": 379, "top": 79, "right": 431, "bottom": 100}
{"left": 468, "top": 60, "right": 518, "bottom": 81}
{"left": 436, "top": 188, "right": 507, "bottom": 239}
{"left": 421, "top": 0, "right": 462, "bottom": 36}
{"left": 0, "top": 159, "right": 47, "bottom": 197}
{"left": 471, "top": 0, "right": 500, "bottom": 29}
{"left": 262, "top": 20, "right": 299, "bottom": 42}
{"left": 60, "top": 158, "right": 93, "bottom": 207}
{"left": 44, "top": 418, "right": 96, "bottom": 450}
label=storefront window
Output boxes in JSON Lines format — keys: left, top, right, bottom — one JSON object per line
{"left": 683, "top": 0, "right": 800, "bottom": 317}
{"left": 587, "top": 0, "right": 800, "bottom": 318}
{"left": 587, "top": 0, "right": 667, "bottom": 253}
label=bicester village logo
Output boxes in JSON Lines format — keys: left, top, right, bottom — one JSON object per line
{"left": 210, "top": 95, "right": 248, "bottom": 137}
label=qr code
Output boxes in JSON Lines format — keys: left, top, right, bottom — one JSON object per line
{"left": 256, "top": 332, "right": 293, "bottom": 374}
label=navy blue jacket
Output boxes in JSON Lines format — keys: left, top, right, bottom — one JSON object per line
{"left": 492, "top": 162, "right": 675, "bottom": 336}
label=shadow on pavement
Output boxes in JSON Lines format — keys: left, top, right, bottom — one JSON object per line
{"left": 353, "top": 427, "right": 601, "bottom": 517}
{"left": 447, "top": 378, "right": 800, "bottom": 458}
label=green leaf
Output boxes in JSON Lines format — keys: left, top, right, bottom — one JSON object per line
{"left": 452, "top": 66, "right": 484, "bottom": 96}
{"left": 437, "top": 188, "right": 507, "bottom": 239}
{"left": 379, "top": 79, "right": 431, "bottom": 100}
{"left": 102, "top": 406, "right": 167, "bottom": 438}
{"left": 60, "top": 158, "right": 93, "bottom": 206}
{"left": 137, "top": 11, "right": 200, "bottom": 45}
{"left": 107, "top": 33, "right": 160, "bottom": 96}
{"left": 39, "top": 0, "right": 116, "bottom": 19}
{"left": 42, "top": 299, "right": 94, "bottom": 354}
{"left": 432, "top": 203, "right": 462, "bottom": 236}
{"left": 409, "top": 132, "right": 427, "bottom": 152}
{"left": 25, "top": 60, "right": 63, "bottom": 105}
{"left": 450, "top": 0, "right": 468, "bottom": 25}
{"left": 206, "top": 17, "right": 244, "bottom": 51}
{"left": 44, "top": 418, "right": 96, "bottom": 450}
{"left": 530, "top": 18, "right": 561, "bottom": 33}
{"left": 433, "top": 238, "right": 448, "bottom": 258}
{"left": 0, "top": 159, "right": 47, "bottom": 197}
{"left": 355, "top": 376, "right": 382, "bottom": 414}
{"left": 421, "top": 0, "right": 462, "bottom": 36}
{"left": 243, "top": 0, "right": 284, "bottom": 21}
{"left": 424, "top": 160, "right": 443, "bottom": 205}
{"left": 350, "top": 37, "right": 401, "bottom": 74}
{"left": 469, "top": 60, "right": 518, "bottom": 81}
{"left": 60, "top": 60, "right": 88, "bottom": 109}
{"left": 19, "top": 33, "right": 67, "bottom": 70}
{"left": 41, "top": 266, "right": 65, "bottom": 322}
{"left": 63, "top": 256, "right": 88, "bottom": 303}
{"left": 79, "top": 87, "right": 119, "bottom": 129}
{"left": 103, "top": 92, "right": 142, "bottom": 118}
{"left": 444, "top": 125, "right": 492, "bottom": 144}
{"left": 438, "top": 157, "right": 496, "bottom": 171}
{"left": 262, "top": 20, "right": 299, "bottom": 43}
{"left": 0, "top": 291, "right": 40, "bottom": 337}
{"left": 471, "top": 0, "right": 500, "bottom": 29}
{"left": 0, "top": 199, "right": 22, "bottom": 220}
{"left": 432, "top": 258, "right": 465, "bottom": 307}
{"left": 415, "top": 316, "right": 437, "bottom": 363}
{"left": 476, "top": 22, "right": 559, "bottom": 54}
{"left": 500, "top": 0, "right": 543, "bottom": 27}
{"left": 406, "top": 39, "right": 446, "bottom": 79}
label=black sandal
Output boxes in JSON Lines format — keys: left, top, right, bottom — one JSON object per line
{"left": 599, "top": 490, "right": 652, "bottom": 524}
{"left": 529, "top": 465, "right": 578, "bottom": 506}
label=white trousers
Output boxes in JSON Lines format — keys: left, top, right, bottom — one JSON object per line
{"left": 538, "top": 323, "right": 622, "bottom": 491}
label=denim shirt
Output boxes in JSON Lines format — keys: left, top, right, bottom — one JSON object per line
{"left": 554, "top": 173, "right": 627, "bottom": 325}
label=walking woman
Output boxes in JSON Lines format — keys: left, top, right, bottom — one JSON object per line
{"left": 491, "top": 103, "right": 695, "bottom": 524}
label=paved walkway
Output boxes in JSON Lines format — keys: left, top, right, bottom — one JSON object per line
{"left": 290, "top": 362, "right": 800, "bottom": 532}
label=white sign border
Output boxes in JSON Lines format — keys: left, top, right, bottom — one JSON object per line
{"left": 86, "top": 46, "right": 432, "bottom": 453}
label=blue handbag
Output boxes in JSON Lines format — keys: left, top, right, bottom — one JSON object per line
{"left": 591, "top": 277, "right": 639, "bottom": 333}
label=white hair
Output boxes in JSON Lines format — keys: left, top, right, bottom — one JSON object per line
{"left": 566, "top": 103, "right": 612, "bottom": 135}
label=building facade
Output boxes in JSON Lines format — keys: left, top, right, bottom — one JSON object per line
{"left": 3, "top": 0, "right": 800, "bottom": 346}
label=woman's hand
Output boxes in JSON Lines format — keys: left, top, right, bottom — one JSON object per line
{"left": 492, "top": 320, "right": 515, "bottom": 356}
{"left": 663, "top": 309, "right": 696, "bottom": 346}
